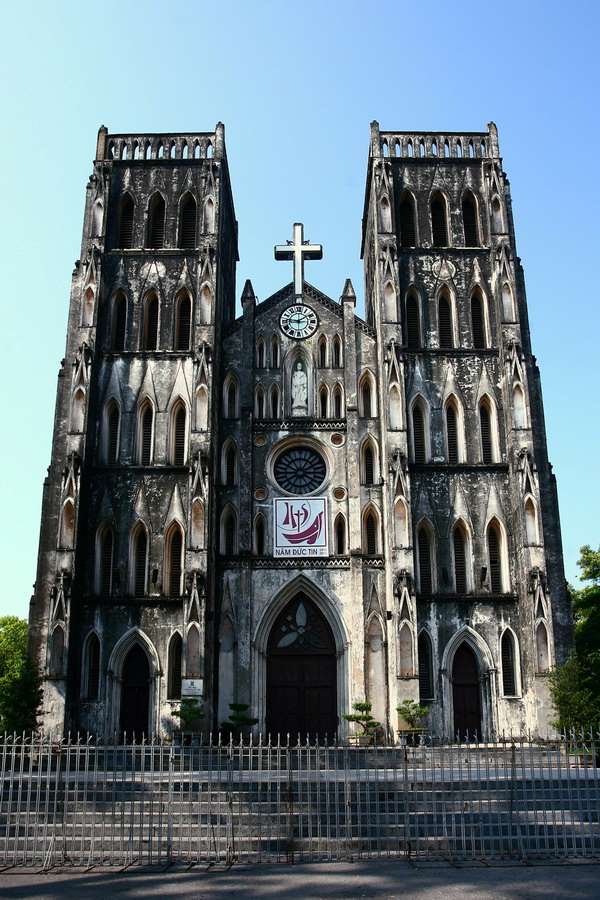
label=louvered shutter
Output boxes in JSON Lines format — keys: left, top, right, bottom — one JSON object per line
{"left": 134, "top": 529, "right": 147, "bottom": 596}
{"left": 446, "top": 405, "right": 458, "bottom": 463}
{"left": 406, "top": 296, "right": 420, "bottom": 349}
{"left": 141, "top": 407, "right": 153, "bottom": 465}
{"left": 488, "top": 526, "right": 503, "bottom": 593}
{"left": 418, "top": 528, "right": 432, "bottom": 594}
{"left": 453, "top": 528, "right": 467, "bottom": 593}
{"left": 400, "top": 198, "right": 416, "bottom": 247}
{"left": 480, "top": 405, "right": 493, "bottom": 463}
{"left": 179, "top": 196, "right": 197, "bottom": 249}
{"left": 118, "top": 195, "right": 134, "bottom": 248}
{"left": 169, "top": 529, "right": 183, "bottom": 595}
{"left": 471, "top": 295, "right": 485, "bottom": 349}
{"left": 438, "top": 296, "right": 453, "bottom": 348}
{"left": 365, "top": 514, "right": 377, "bottom": 555}
{"left": 173, "top": 407, "right": 186, "bottom": 465}
{"left": 501, "top": 631, "right": 516, "bottom": 695}
{"left": 413, "top": 406, "right": 426, "bottom": 463}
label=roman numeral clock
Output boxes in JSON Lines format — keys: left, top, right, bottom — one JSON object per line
{"left": 279, "top": 304, "right": 318, "bottom": 339}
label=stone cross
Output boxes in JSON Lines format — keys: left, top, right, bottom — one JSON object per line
{"left": 274, "top": 222, "right": 323, "bottom": 297}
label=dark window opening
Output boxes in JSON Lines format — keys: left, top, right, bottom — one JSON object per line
{"left": 418, "top": 527, "right": 432, "bottom": 594}
{"left": 406, "top": 295, "right": 420, "bottom": 349}
{"left": 471, "top": 294, "right": 486, "bottom": 349}
{"left": 413, "top": 405, "right": 426, "bottom": 463}
{"left": 147, "top": 194, "right": 166, "bottom": 249}
{"left": 399, "top": 195, "right": 416, "bottom": 247}
{"left": 462, "top": 195, "right": 479, "bottom": 246}
{"left": 453, "top": 528, "right": 467, "bottom": 593}
{"left": 179, "top": 195, "right": 197, "bottom": 249}
{"left": 438, "top": 295, "right": 453, "bottom": 348}
{"left": 431, "top": 195, "right": 448, "bottom": 246}
{"left": 501, "top": 631, "right": 516, "bottom": 695}
{"left": 118, "top": 195, "right": 134, "bottom": 249}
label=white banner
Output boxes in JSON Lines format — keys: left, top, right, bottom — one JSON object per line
{"left": 273, "top": 497, "right": 328, "bottom": 557}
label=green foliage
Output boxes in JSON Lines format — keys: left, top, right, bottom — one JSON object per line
{"left": 173, "top": 697, "right": 204, "bottom": 732}
{"left": 342, "top": 701, "right": 380, "bottom": 735}
{"left": 0, "top": 617, "right": 41, "bottom": 734}
{"left": 397, "top": 700, "right": 428, "bottom": 730}
{"left": 549, "top": 546, "right": 600, "bottom": 730}
{"left": 221, "top": 702, "right": 257, "bottom": 734}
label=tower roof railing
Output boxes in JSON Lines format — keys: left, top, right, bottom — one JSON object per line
{"left": 95, "top": 123, "right": 226, "bottom": 162}
{"left": 369, "top": 121, "right": 500, "bottom": 161}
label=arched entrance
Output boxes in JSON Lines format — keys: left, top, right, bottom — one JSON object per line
{"left": 452, "top": 642, "right": 482, "bottom": 738}
{"left": 266, "top": 594, "right": 337, "bottom": 738}
{"left": 120, "top": 644, "right": 150, "bottom": 737}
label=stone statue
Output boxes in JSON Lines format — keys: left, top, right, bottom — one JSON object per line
{"left": 291, "top": 361, "right": 308, "bottom": 415}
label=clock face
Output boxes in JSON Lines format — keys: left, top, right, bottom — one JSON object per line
{"left": 280, "top": 304, "right": 318, "bottom": 340}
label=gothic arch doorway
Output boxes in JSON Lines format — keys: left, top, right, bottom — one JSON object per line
{"left": 120, "top": 644, "right": 150, "bottom": 737}
{"left": 452, "top": 642, "right": 482, "bottom": 738}
{"left": 266, "top": 594, "right": 337, "bottom": 738}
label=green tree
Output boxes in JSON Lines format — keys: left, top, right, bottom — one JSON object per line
{"left": 0, "top": 617, "right": 41, "bottom": 734}
{"left": 549, "top": 546, "right": 600, "bottom": 729}
{"left": 343, "top": 701, "right": 381, "bottom": 737}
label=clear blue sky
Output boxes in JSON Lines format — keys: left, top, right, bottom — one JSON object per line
{"left": 1, "top": 0, "right": 598, "bottom": 617}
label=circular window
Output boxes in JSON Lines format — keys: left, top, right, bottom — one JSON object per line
{"left": 274, "top": 446, "right": 326, "bottom": 495}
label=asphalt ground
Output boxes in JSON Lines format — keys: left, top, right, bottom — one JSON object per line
{"left": 0, "top": 859, "right": 599, "bottom": 899}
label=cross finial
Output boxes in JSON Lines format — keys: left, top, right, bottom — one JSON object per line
{"left": 274, "top": 223, "right": 323, "bottom": 297}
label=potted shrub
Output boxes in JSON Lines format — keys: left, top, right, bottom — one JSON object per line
{"left": 397, "top": 700, "right": 428, "bottom": 746}
{"left": 173, "top": 697, "right": 204, "bottom": 746}
{"left": 220, "top": 703, "right": 258, "bottom": 743}
{"left": 343, "top": 701, "right": 381, "bottom": 746}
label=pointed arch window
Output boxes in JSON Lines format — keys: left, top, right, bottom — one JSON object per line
{"left": 167, "top": 633, "right": 183, "bottom": 699}
{"left": 363, "top": 442, "right": 376, "bottom": 485}
{"left": 49, "top": 626, "right": 65, "bottom": 677}
{"left": 256, "top": 339, "right": 265, "bottom": 368}
{"left": 254, "top": 514, "right": 266, "bottom": 555}
{"left": 360, "top": 375, "right": 375, "bottom": 417}
{"left": 318, "top": 336, "right": 327, "bottom": 368}
{"left": 418, "top": 632, "right": 434, "bottom": 701}
{"left": 255, "top": 386, "right": 265, "bottom": 419}
{"left": 221, "top": 508, "right": 237, "bottom": 556}
{"left": 334, "top": 513, "right": 346, "bottom": 555}
{"left": 132, "top": 525, "right": 148, "bottom": 597}
{"left": 479, "top": 399, "right": 494, "bottom": 463}
{"left": 171, "top": 402, "right": 187, "bottom": 465}
{"left": 142, "top": 293, "right": 159, "bottom": 350}
{"left": 487, "top": 521, "right": 504, "bottom": 593}
{"left": 174, "top": 292, "right": 191, "bottom": 351}
{"left": 332, "top": 335, "right": 342, "bottom": 368}
{"left": 399, "top": 623, "right": 413, "bottom": 677}
{"left": 399, "top": 192, "right": 416, "bottom": 247}
{"left": 111, "top": 293, "right": 127, "bottom": 351}
{"left": 417, "top": 525, "right": 433, "bottom": 594}
{"left": 166, "top": 524, "right": 184, "bottom": 596}
{"left": 332, "top": 384, "right": 343, "bottom": 418}
{"left": 364, "top": 509, "right": 378, "bottom": 556}
{"left": 412, "top": 401, "right": 427, "bottom": 463}
{"left": 445, "top": 401, "right": 459, "bottom": 464}
{"left": 83, "top": 633, "right": 100, "bottom": 700}
{"left": 501, "top": 630, "right": 517, "bottom": 695}
{"left": 431, "top": 193, "right": 449, "bottom": 246}
{"left": 98, "top": 526, "right": 114, "bottom": 595}
{"left": 187, "top": 624, "right": 201, "bottom": 676}
{"left": 147, "top": 193, "right": 166, "bottom": 249}
{"left": 105, "top": 401, "right": 120, "bottom": 464}
{"left": 271, "top": 336, "right": 280, "bottom": 368}
{"left": 71, "top": 389, "right": 85, "bottom": 433}
{"left": 438, "top": 291, "right": 454, "bottom": 349}
{"left": 453, "top": 524, "right": 468, "bottom": 593}
{"left": 178, "top": 194, "right": 197, "bottom": 249}
{"left": 223, "top": 441, "right": 237, "bottom": 486}
{"left": 139, "top": 402, "right": 154, "bottom": 465}
{"left": 225, "top": 378, "right": 238, "bottom": 418}
{"left": 319, "top": 385, "right": 328, "bottom": 418}
{"left": 406, "top": 293, "right": 421, "bottom": 349}
{"left": 118, "top": 193, "right": 134, "bottom": 248}
{"left": 471, "top": 292, "right": 486, "bottom": 349}
{"left": 462, "top": 192, "right": 479, "bottom": 246}
{"left": 270, "top": 385, "right": 280, "bottom": 419}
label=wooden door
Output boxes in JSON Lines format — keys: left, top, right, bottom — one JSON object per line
{"left": 267, "top": 595, "right": 337, "bottom": 739}
{"left": 120, "top": 644, "right": 150, "bottom": 738}
{"left": 452, "top": 643, "right": 481, "bottom": 738}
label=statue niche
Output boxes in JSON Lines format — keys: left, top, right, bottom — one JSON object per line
{"left": 291, "top": 359, "right": 309, "bottom": 417}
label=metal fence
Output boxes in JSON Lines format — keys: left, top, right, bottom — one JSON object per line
{"left": 0, "top": 731, "right": 599, "bottom": 868}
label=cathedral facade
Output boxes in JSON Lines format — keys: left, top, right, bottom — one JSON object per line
{"left": 28, "top": 121, "right": 571, "bottom": 740}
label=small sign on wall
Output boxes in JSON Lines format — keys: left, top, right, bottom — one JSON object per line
{"left": 273, "top": 497, "right": 328, "bottom": 557}
{"left": 181, "top": 678, "right": 203, "bottom": 698}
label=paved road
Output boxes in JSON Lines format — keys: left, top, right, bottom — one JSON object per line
{"left": 1, "top": 860, "right": 599, "bottom": 899}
